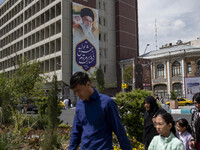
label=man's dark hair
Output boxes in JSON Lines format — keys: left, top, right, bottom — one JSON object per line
{"left": 80, "top": 8, "right": 94, "bottom": 21}
{"left": 70, "top": 72, "right": 90, "bottom": 89}
{"left": 192, "top": 92, "right": 200, "bottom": 103}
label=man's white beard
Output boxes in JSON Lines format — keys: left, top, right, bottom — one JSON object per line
{"left": 80, "top": 22, "right": 94, "bottom": 39}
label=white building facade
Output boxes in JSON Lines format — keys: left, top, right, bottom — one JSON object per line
{"left": 141, "top": 38, "right": 200, "bottom": 100}
{"left": 0, "top": 0, "right": 118, "bottom": 97}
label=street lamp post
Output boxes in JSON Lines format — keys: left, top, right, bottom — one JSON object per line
{"left": 144, "top": 44, "right": 150, "bottom": 54}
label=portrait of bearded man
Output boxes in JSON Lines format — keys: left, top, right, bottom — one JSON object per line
{"left": 73, "top": 8, "right": 96, "bottom": 40}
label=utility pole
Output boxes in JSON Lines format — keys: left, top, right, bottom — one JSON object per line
{"left": 155, "top": 18, "right": 158, "bottom": 50}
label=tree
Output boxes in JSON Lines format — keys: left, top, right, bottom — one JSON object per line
{"left": 96, "top": 68, "right": 105, "bottom": 93}
{"left": 89, "top": 68, "right": 105, "bottom": 93}
{"left": 42, "top": 75, "right": 62, "bottom": 149}
{"left": 12, "top": 58, "right": 47, "bottom": 101}
{"left": 0, "top": 58, "right": 47, "bottom": 124}
{"left": 0, "top": 73, "right": 13, "bottom": 124}
{"left": 123, "top": 64, "right": 133, "bottom": 84}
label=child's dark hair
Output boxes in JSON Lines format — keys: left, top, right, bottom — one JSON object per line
{"left": 192, "top": 92, "right": 200, "bottom": 103}
{"left": 176, "top": 118, "right": 192, "bottom": 134}
{"left": 70, "top": 72, "right": 90, "bottom": 89}
{"left": 157, "top": 113, "right": 176, "bottom": 135}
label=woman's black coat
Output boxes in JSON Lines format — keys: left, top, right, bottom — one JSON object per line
{"left": 143, "top": 96, "right": 166, "bottom": 150}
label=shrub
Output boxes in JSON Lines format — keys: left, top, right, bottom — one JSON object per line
{"left": 170, "top": 91, "right": 177, "bottom": 100}
{"left": 115, "top": 89, "right": 152, "bottom": 142}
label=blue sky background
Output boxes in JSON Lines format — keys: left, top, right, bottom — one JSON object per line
{"left": 1, "top": 0, "right": 199, "bottom": 55}
{"left": 0, "top": 0, "right": 4, "bottom": 5}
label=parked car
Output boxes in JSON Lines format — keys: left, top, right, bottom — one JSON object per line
{"left": 26, "top": 100, "right": 38, "bottom": 113}
{"left": 165, "top": 98, "right": 193, "bottom": 106}
{"left": 17, "top": 98, "right": 38, "bottom": 113}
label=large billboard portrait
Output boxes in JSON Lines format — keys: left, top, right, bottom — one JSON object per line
{"left": 185, "top": 77, "right": 200, "bottom": 100}
{"left": 72, "top": 2, "right": 99, "bottom": 74}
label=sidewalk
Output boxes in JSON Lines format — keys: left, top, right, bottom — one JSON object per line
{"left": 161, "top": 104, "right": 195, "bottom": 114}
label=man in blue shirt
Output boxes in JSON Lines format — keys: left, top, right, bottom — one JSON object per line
{"left": 68, "top": 72, "right": 131, "bottom": 150}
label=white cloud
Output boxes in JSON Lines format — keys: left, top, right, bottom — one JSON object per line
{"left": 138, "top": 0, "right": 200, "bottom": 55}
{"left": 171, "top": 19, "right": 186, "bottom": 30}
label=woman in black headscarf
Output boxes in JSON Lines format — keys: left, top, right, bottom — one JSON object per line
{"left": 143, "top": 96, "right": 166, "bottom": 150}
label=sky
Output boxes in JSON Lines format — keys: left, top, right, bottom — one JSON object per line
{"left": 138, "top": 0, "right": 200, "bottom": 55}
{"left": 1, "top": 0, "right": 199, "bottom": 55}
{"left": 0, "top": 0, "right": 3, "bottom": 5}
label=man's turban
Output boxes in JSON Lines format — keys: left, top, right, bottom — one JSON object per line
{"left": 80, "top": 8, "right": 94, "bottom": 21}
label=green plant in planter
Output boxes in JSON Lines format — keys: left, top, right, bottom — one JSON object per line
{"left": 170, "top": 91, "right": 177, "bottom": 100}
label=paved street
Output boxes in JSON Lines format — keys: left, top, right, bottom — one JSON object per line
{"left": 1, "top": 104, "right": 192, "bottom": 126}
{"left": 60, "top": 108, "right": 76, "bottom": 125}
{"left": 59, "top": 106, "right": 193, "bottom": 126}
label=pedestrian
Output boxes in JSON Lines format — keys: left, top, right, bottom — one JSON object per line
{"left": 176, "top": 118, "right": 192, "bottom": 150}
{"left": 68, "top": 99, "right": 71, "bottom": 108}
{"left": 143, "top": 96, "right": 167, "bottom": 150}
{"left": 63, "top": 98, "right": 69, "bottom": 109}
{"left": 148, "top": 113, "right": 184, "bottom": 150}
{"left": 189, "top": 93, "right": 200, "bottom": 150}
{"left": 155, "top": 94, "right": 160, "bottom": 102}
{"left": 68, "top": 72, "right": 131, "bottom": 150}
{"left": 160, "top": 96, "right": 164, "bottom": 104}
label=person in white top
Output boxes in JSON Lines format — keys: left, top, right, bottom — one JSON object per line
{"left": 63, "top": 99, "right": 69, "bottom": 109}
{"left": 176, "top": 118, "right": 192, "bottom": 150}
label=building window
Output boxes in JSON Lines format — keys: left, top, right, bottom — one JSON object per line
{"left": 197, "top": 60, "right": 200, "bottom": 73}
{"left": 187, "top": 62, "right": 191, "bottom": 74}
{"left": 98, "top": 2, "right": 101, "bottom": 9}
{"left": 99, "top": 48, "right": 102, "bottom": 57}
{"left": 154, "top": 84, "right": 167, "bottom": 98}
{"left": 99, "top": 33, "right": 101, "bottom": 41}
{"left": 104, "top": 49, "right": 107, "bottom": 58}
{"left": 104, "top": 33, "right": 107, "bottom": 41}
{"left": 99, "top": 17, "right": 101, "bottom": 25}
{"left": 173, "top": 83, "right": 182, "bottom": 97}
{"left": 172, "top": 61, "right": 181, "bottom": 77}
{"left": 103, "top": 2, "right": 106, "bottom": 11}
{"left": 104, "top": 65, "right": 106, "bottom": 73}
{"left": 156, "top": 64, "right": 164, "bottom": 78}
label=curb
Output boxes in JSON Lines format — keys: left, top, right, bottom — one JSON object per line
{"left": 169, "top": 109, "right": 191, "bottom": 114}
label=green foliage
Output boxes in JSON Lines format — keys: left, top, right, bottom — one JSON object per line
{"left": 0, "top": 133, "right": 8, "bottom": 150}
{"left": 32, "top": 115, "right": 49, "bottom": 130}
{"left": 0, "top": 58, "right": 47, "bottom": 125}
{"left": 170, "top": 91, "right": 177, "bottom": 100}
{"left": 0, "top": 73, "right": 13, "bottom": 124}
{"left": 12, "top": 58, "right": 47, "bottom": 101}
{"left": 42, "top": 75, "right": 62, "bottom": 149}
{"left": 36, "top": 97, "right": 48, "bottom": 117}
{"left": 89, "top": 67, "right": 116, "bottom": 93}
{"left": 96, "top": 68, "right": 105, "bottom": 93}
{"left": 0, "top": 133, "right": 19, "bottom": 150}
{"left": 123, "top": 65, "right": 133, "bottom": 84}
{"left": 1, "top": 101, "right": 12, "bottom": 124}
{"left": 115, "top": 89, "right": 152, "bottom": 142}
{"left": 89, "top": 68, "right": 105, "bottom": 93}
